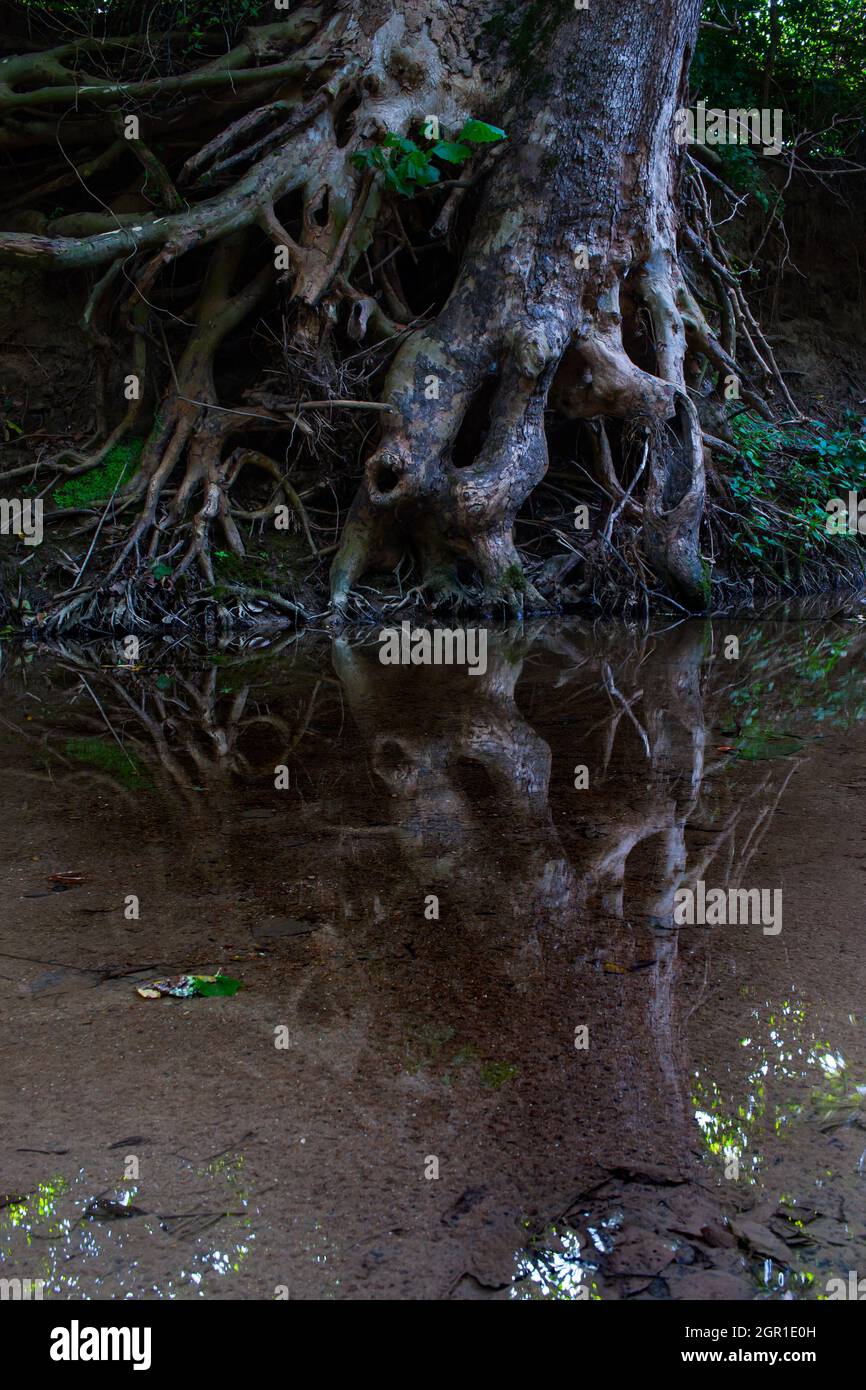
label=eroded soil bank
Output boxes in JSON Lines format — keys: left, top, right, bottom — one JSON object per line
{"left": 1, "top": 607, "right": 866, "bottom": 1299}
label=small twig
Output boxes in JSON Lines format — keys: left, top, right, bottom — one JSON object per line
{"left": 603, "top": 441, "right": 648, "bottom": 545}
{"left": 62, "top": 458, "right": 130, "bottom": 594}
{"left": 79, "top": 677, "right": 137, "bottom": 770}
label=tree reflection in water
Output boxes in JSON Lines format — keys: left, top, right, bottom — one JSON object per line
{"left": 2, "top": 614, "right": 865, "bottom": 1298}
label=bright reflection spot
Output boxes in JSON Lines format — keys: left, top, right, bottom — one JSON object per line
{"left": 0, "top": 1154, "right": 256, "bottom": 1298}
{"left": 513, "top": 1227, "right": 600, "bottom": 1300}
{"left": 691, "top": 993, "right": 859, "bottom": 1186}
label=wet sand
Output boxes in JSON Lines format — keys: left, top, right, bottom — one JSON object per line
{"left": 1, "top": 614, "right": 865, "bottom": 1299}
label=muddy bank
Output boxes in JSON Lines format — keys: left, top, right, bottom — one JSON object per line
{"left": 1, "top": 611, "right": 866, "bottom": 1299}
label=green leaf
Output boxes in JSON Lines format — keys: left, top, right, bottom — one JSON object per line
{"left": 430, "top": 140, "right": 472, "bottom": 164}
{"left": 404, "top": 151, "right": 439, "bottom": 185}
{"left": 382, "top": 164, "right": 412, "bottom": 196}
{"left": 457, "top": 120, "right": 506, "bottom": 144}
{"left": 383, "top": 133, "right": 419, "bottom": 153}
{"left": 192, "top": 975, "right": 242, "bottom": 998}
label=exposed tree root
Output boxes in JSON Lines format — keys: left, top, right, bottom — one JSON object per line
{"left": 0, "top": 2, "right": 817, "bottom": 631}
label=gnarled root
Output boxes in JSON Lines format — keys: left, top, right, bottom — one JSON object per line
{"left": 642, "top": 395, "right": 708, "bottom": 608}
{"left": 330, "top": 149, "right": 571, "bottom": 617}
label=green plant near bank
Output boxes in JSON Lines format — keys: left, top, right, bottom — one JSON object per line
{"left": 693, "top": 0, "right": 866, "bottom": 162}
{"left": 724, "top": 413, "right": 866, "bottom": 569}
{"left": 715, "top": 143, "right": 777, "bottom": 213}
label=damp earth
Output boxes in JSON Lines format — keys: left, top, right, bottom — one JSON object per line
{"left": 2, "top": 608, "right": 866, "bottom": 1300}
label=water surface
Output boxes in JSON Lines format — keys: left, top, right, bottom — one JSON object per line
{"left": 1, "top": 612, "right": 865, "bottom": 1299}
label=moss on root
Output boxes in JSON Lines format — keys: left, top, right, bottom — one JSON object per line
{"left": 52, "top": 438, "right": 146, "bottom": 510}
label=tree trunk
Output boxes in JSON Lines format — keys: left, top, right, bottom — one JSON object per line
{"left": 0, "top": 0, "right": 716, "bottom": 620}
{"left": 329, "top": 0, "right": 708, "bottom": 612}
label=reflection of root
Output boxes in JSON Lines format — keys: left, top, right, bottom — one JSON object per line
{"left": 335, "top": 628, "right": 578, "bottom": 916}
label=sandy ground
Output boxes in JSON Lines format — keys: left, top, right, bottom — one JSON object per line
{"left": 1, "top": 615, "right": 865, "bottom": 1299}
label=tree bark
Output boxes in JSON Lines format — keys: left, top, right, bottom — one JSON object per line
{"left": 0, "top": 0, "right": 718, "bottom": 618}
{"left": 325, "top": 0, "right": 710, "bottom": 609}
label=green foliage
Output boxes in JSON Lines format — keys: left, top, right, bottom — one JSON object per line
{"left": 691, "top": 990, "right": 851, "bottom": 1211}
{"left": 52, "top": 437, "right": 145, "bottom": 511}
{"left": 176, "top": 0, "right": 271, "bottom": 53}
{"left": 213, "top": 547, "right": 274, "bottom": 586}
{"left": 725, "top": 412, "right": 866, "bottom": 567}
{"left": 502, "top": 562, "right": 528, "bottom": 593}
{"left": 721, "top": 628, "right": 866, "bottom": 735}
{"left": 456, "top": 120, "right": 506, "bottom": 145}
{"left": 64, "top": 736, "right": 148, "bottom": 790}
{"left": 20, "top": 0, "right": 272, "bottom": 42}
{"left": 352, "top": 121, "right": 506, "bottom": 197}
{"left": 715, "top": 143, "right": 776, "bottom": 212}
{"left": 693, "top": 0, "right": 866, "bottom": 161}
{"left": 399, "top": 1019, "right": 518, "bottom": 1090}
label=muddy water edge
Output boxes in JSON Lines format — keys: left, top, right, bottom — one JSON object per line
{"left": 1, "top": 610, "right": 866, "bottom": 1300}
